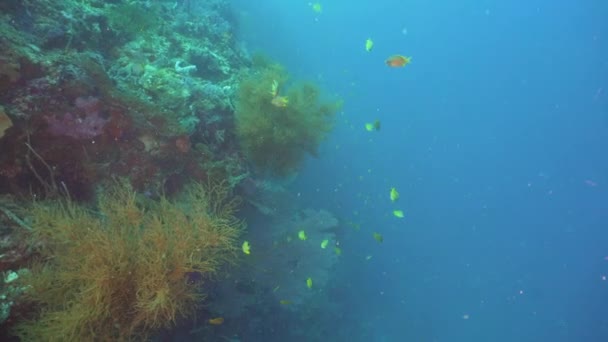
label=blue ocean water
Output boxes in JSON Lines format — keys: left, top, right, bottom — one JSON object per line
{"left": 234, "top": 0, "right": 608, "bottom": 341}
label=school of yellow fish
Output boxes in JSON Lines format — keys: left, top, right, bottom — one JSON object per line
{"left": 227, "top": 3, "right": 414, "bottom": 323}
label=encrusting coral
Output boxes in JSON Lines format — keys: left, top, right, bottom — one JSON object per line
{"left": 12, "top": 181, "right": 243, "bottom": 341}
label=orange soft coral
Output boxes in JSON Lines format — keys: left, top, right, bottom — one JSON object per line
{"left": 13, "top": 181, "right": 243, "bottom": 341}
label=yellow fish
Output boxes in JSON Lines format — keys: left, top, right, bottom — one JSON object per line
{"left": 298, "top": 230, "right": 307, "bottom": 241}
{"left": 311, "top": 2, "right": 322, "bottom": 13}
{"left": 373, "top": 232, "right": 383, "bottom": 243}
{"left": 334, "top": 247, "right": 342, "bottom": 256}
{"left": 393, "top": 210, "right": 404, "bottom": 218}
{"left": 271, "top": 95, "right": 289, "bottom": 107}
{"left": 279, "top": 300, "right": 292, "bottom": 305}
{"left": 390, "top": 187, "right": 399, "bottom": 202}
{"left": 242, "top": 241, "right": 251, "bottom": 254}
{"left": 269, "top": 80, "right": 288, "bottom": 107}
{"left": 270, "top": 80, "right": 279, "bottom": 97}
{"left": 306, "top": 277, "right": 313, "bottom": 288}
{"left": 320, "top": 239, "right": 329, "bottom": 249}
{"left": 365, "top": 119, "right": 381, "bottom": 132}
{"left": 208, "top": 317, "right": 224, "bottom": 325}
{"left": 365, "top": 38, "right": 374, "bottom": 52}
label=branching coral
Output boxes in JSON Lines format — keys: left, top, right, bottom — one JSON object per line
{"left": 235, "top": 63, "right": 342, "bottom": 176}
{"left": 12, "top": 181, "right": 243, "bottom": 341}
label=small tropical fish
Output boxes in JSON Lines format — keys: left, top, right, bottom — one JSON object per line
{"left": 208, "top": 317, "right": 224, "bottom": 325}
{"left": 373, "top": 232, "right": 383, "bottom": 243}
{"left": 270, "top": 80, "right": 279, "bottom": 97}
{"left": 365, "top": 38, "right": 374, "bottom": 52}
{"left": 269, "top": 80, "right": 288, "bottom": 107}
{"left": 385, "top": 55, "right": 412, "bottom": 68}
{"left": 311, "top": 2, "right": 322, "bottom": 13}
{"left": 320, "top": 239, "right": 329, "bottom": 249}
{"left": 271, "top": 95, "right": 289, "bottom": 107}
{"left": 334, "top": 247, "right": 342, "bottom": 256}
{"left": 298, "top": 230, "right": 307, "bottom": 241}
{"left": 365, "top": 119, "right": 381, "bottom": 131}
{"left": 365, "top": 255, "right": 373, "bottom": 260}
{"left": 242, "top": 241, "right": 251, "bottom": 255}
{"left": 273, "top": 285, "right": 281, "bottom": 292}
{"left": 392, "top": 210, "right": 404, "bottom": 218}
{"left": 306, "top": 277, "right": 313, "bottom": 288}
{"left": 390, "top": 187, "right": 399, "bottom": 202}
{"left": 279, "top": 299, "right": 292, "bottom": 305}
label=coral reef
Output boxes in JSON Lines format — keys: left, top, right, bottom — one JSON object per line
{"left": 235, "top": 63, "right": 342, "bottom": 176}
{"left": 0, "top": 0, "right": 249, "bottom": 199}
{"left": 0, "top": 0, "right": 344, "bottom": 339}
{"left": 12, "top": 181, "right": 243, "bottom": 341}
{"left": 0, "top": 269, "right": 29, "bottom": 326}
{"left": 0, "top": 196, "right": 32, "bottom": 327}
